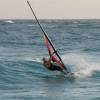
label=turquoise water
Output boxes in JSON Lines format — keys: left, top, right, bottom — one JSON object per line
{"left": 0, "top": 20, "right": 100, "bottom": 100}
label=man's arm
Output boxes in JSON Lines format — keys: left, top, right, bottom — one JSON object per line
{"left": 48, "top": 52, "right": 55, "bottom": 62}
{"left": 48, "top": 55, "right": 52, "bottom": 62}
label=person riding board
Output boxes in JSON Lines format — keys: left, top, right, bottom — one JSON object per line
{"left": 43, "top": 55, "right": 68, "bottom": 73}
{"left": 42, "top": 55, "right": 75, "bottom": 77}
{"left": 43, "top": 56, "right": 63, "bottom": 72}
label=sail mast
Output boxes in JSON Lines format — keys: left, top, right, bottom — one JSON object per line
{"left": 27, "top": 0, "right": 67, "bottom": 70}
{"left": 27, "top": 0, "right": 56, "bottom": 51}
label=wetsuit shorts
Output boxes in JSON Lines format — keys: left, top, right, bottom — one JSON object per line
{"left": 48, "top": 63, "right": 62, "bottom": 71}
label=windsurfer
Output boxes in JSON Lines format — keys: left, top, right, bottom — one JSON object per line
{"left": 42, "top": 57, "right": 63, "bottom": 71}
{"left": 42, "top": 57, "right": 75, "bottom": 78}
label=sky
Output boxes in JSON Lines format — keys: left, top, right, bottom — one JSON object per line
{"left": 0, "top": 0, "right": 100, "bottom": 19}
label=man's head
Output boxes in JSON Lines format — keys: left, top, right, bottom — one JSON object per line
{"left": 42, "top": 57, "right": 47, "bottom": 62}
{"left": 42, "top": 57, "right": 51, "bottom": 68}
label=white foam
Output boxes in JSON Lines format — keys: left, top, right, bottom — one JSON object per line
{"left": 4, "top": 20, "right": 14, "bottom": 24}
{"left": 62, "top": 53, "right": 100, "bottom": 78}
{"left": 23, "top": 54, "right": 42, "bottom": 63}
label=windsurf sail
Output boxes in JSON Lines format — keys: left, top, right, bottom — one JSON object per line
{"left": 43, "top": 35, "right": 66, "bottom": 70}
{"left": 27, "top": 0, "right": 68, "bottom": 71}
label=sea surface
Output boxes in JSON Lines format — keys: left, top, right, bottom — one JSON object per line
{"left": 0, "top": 19, "right": 100, "bottom": 100}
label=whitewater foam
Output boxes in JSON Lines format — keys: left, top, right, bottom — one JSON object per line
{"left": 4, "top": 20, "right": 14, "bottom": 24}
{"left": 62, "top": 53, "right": 100, "bottom": 78}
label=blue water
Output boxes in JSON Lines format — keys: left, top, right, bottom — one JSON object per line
{"left": 0, "top": 19, "right": 100, "bottom": 100}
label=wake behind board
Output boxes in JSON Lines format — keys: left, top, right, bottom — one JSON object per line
{"left": 62, "top": 71, "right": 75, "bottom": 79}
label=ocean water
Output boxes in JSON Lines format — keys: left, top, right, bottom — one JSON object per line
{"left": 0, "top": 19, "right": 100, "bottom": 100}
